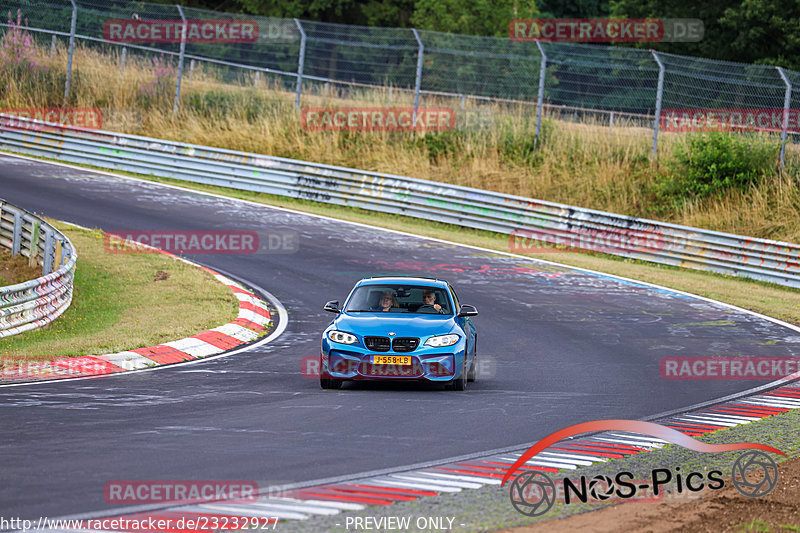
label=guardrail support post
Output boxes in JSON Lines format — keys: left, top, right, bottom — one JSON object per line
{"left": 43, "top": 229, "right": 54, "bottom": 275}
{"left": 173, "top": 5, "right": 188, "bottom": 116}
{"left": 535, "top": 41, "right": 547, "bottom": 140}
{"left": 651, "top": 50, "right": 665, "bottom": 160}
{"left": 29, "top": 220, "right": 40, "bottom": 267}
{"left": 189, "top": 59, "right": 196, "bottom": 80}
{"left": 776, "top": 66, "right": 792, "bottom": 170}
{"left": 64, "top": 0, "right": 77, "bottom": 104}
{"left": 411, "top": 28, "right": 424, "bottom": 123}
{"left": 11, "top": 212, "right": 22, "bottom": 256}
{"left": 50, "top": 35, "right": 57, "bottom": 59}
{"left": 294, "top": 19, "right": 306, "bottom": 110}
{"left": 120, "top": 47, "right": 126, "bottom": 72}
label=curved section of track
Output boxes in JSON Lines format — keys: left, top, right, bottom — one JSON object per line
{"left": 1, "top": 154, "right": 799, "bottom": 520}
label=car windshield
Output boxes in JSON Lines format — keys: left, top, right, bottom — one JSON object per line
{"left": 345, "top": 285, "right": 452, "bottom": 315}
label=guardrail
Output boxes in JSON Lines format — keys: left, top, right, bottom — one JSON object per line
{"left": 0, "top": 199, "right": 77, "bottom": 338}
{"left": 1, "top": 113, "right": 798, "bottom": 289}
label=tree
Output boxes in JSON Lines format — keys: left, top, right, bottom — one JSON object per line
{"left": 609, "top": 0, "right": 739, "bottom": 61}
{"left": 410, "top": 0, "right": 538, "bottom": 37}
{"left": 718, "top": 0, "right": 800, "bottom": 70}
{"left": 232, "top": 0, "right": 415, "bottom": 27}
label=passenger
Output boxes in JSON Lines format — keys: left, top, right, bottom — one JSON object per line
{"left": 371, "top": 289, "right": 398, "bottom": 312}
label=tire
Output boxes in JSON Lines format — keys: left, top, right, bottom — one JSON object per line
{"left": 320, "top": 377, "right": 342, "bottom": 389}
{"left": 467, "top": 339, "right": 477, "bottom": 383}
{"left": 448, "top": 355, "right": 467, "bottom": 391}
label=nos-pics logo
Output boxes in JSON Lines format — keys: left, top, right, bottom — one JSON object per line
{"left": 503, "top": 420, "right": 783, "bottom": 517}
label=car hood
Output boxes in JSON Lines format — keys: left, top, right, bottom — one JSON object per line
{"left": 333, "top": 312, "right": 457, "bottom": 337}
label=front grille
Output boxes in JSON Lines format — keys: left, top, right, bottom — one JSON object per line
{"left": 359, "top": 361, "right": 423, "bottom": 377}
{"left": 392, "top": 337, "right": 419, "bottom": 352}
{"left": 364, "top": 336, "right": 391, "bottom": 352}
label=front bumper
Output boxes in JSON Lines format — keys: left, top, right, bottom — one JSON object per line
{"left": 321, "top": 342, "right": 463, "bottom": 381}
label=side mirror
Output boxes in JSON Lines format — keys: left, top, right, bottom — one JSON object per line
{"left": 323, "top": 300, "right": 341, "bottom": 313}
{"left": 458, "top": 304, "right": 478, "bottom": 317}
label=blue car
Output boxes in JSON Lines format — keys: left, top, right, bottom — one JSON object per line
{"left": 320, "top": 276, "right": 478, "bottom": 391}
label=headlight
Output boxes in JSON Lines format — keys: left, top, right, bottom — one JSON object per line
{"left": 424, "top": 334, "right": 460, "bottom": 347}
{"left": 327, "top": 330, "right": 358, "bottom": 344}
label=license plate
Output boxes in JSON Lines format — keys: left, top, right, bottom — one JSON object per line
{"left": 372, "top": 355, "right": 411, "bottom": 366}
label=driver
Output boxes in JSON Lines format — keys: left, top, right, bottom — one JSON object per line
{"left": 420, "top": 290, "right": 444, "bottom": 314}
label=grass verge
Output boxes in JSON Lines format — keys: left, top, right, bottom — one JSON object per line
{"left": 0, "top": 223, "right": 239, "bottom": 360}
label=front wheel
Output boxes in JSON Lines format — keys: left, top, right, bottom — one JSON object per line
{"left": 320, "top": 377, "right": 342, "bottom": 389}
{"left": 448, "top": 355, "right": 467, "bottom": 391}
{"left": 467, "top": 339, "right": 477, "bottom": 383}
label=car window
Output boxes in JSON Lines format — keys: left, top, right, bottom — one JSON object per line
{"left": 344, "top": 285, "right": 452, "bottom": 314}
{"left": 449, "top": 286, "right": 461, "bottom": 314}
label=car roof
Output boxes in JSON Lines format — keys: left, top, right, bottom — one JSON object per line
{"left": 355, "top": 276, "right": 449, "bottom": 289}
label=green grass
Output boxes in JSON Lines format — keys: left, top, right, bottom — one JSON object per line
{"left": 0, "top": 224, "right": 239, "bottom": 359}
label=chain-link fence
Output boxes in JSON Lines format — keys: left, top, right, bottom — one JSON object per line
{"left": 1, "top": 0, "right": 798, "bottom": 164}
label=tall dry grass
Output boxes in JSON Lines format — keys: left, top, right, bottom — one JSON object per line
{"left": 3, "top": 38, "right": 800, "bottom": 243}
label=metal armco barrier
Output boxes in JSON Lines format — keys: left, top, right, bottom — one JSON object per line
{"left": 0, "top": 198, "right": 77, "bottom": 338}
{"left": 1, "top": 113, "right": 798, "bottom": 289}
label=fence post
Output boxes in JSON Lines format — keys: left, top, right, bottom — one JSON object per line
{"left": 388, "top": 86, "right": 392, "bottom": 104}
{"left": 173, "top": 4, "right": 187, "bottom": 116}
{"left": 651, "top": 50, "right": 665, "bottom": 160}
{"left": 28, "top": 220, "right": 40, "bottom": 268}
{"left": 120, "top": 47, "right": 126, "bottom": 72}
{"left": 43, "top": 229, "right": 54, "bottom": 275}
{"left": 776, "top": 66, "right": 792, "bottom": 170}
{"left": 63, "top": 0, "right": 77, "bottom": 104}
{"left": 609, "top": 111, "right": 614, "bottom": 132}
{"left": 189, "top": 59, "right": 196, "bottom": 80}
{"left": 534, "top": 40, "right": 547, "bottom": 140}
{"left": 11, "top": 211, "right": 22, "bottom": 256}
{"left": 49, "top": 35, "right": 57, "bottom": 59}
{"left": 411, "top": 28, "right": 424, "bottom": 123}
{"left": 294, "top": 19, "right": 306, "bottom": 110}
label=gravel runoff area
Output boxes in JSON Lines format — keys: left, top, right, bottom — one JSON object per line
{"left": 278, "top": 388, "right": 800, "bottom": 533}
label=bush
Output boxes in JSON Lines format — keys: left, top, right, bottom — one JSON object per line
{"left": 408, "top": 130, "right": 469, "bottom": 161}
{"left": 661, "top": 132, "right": 778, "bottom": 199}
{"left": 187, "top": 89, "right": 276, "bottom": 122}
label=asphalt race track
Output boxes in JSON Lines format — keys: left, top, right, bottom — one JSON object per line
{"left": 2, "top": 154, "right": 799, "bottom": 520}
